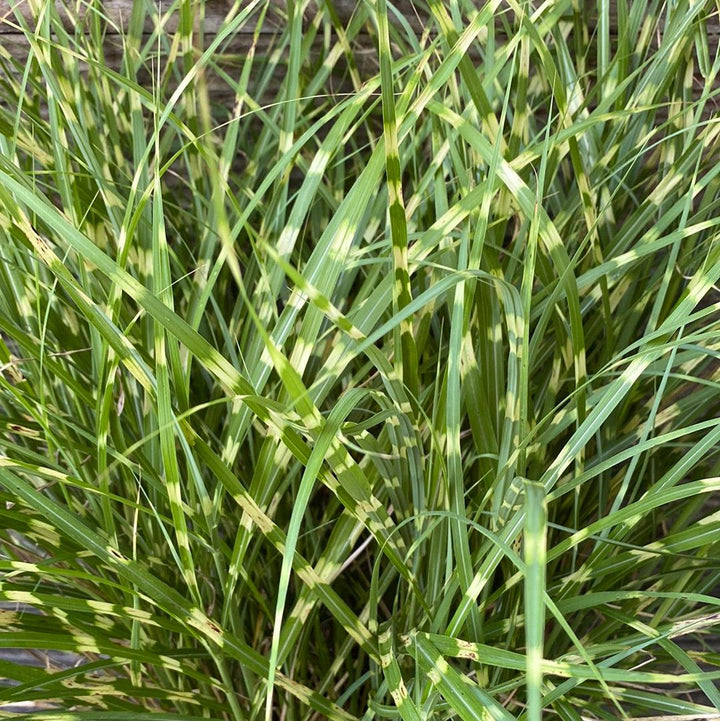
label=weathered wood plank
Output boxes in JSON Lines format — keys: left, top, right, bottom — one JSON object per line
{"left": 0, "top": 28, "right": 382, "bottom": 110}
{"left": 0, "top": 0, "right": 400, "bottom": 34}
{"left": 2, "top": 0, "right": 718, "bottom": 36}
{"left": 1, "top": 0, "right": 279, "bottom": 34}
{"left": 1, "top": 0, "right": 718, "bottom": 107}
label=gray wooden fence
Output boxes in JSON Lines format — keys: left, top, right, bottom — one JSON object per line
{"left": 1, "top": 1, "right": 719, "bottom": 122}
{"left": 3, "top": 1, "right": 719, "bottom": 84}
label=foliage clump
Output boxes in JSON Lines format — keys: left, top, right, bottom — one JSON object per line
{"left": 1, "top": 1, "right": 720, "bottom": 719}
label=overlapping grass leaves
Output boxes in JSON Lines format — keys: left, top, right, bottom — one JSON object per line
{"left": 1, "top": 0, "right": 720, "bottom": 719}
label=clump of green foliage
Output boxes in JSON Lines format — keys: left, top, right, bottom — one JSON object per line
{"left": 1, "top": 0, "right": 720, "bottom": 719}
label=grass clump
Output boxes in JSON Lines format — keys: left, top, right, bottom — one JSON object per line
{"left": 1, "top": 0, "right": 720, "bottom": 719}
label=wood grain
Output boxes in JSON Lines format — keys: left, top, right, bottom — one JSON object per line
{"left": 2, "top": 0, "right": 718, "bottom": 36}
{"left": 1, "top": 1, "right": 718, "bottom": 107}
{"left": 0, "top": 0, "right": 421, "bottom": 34}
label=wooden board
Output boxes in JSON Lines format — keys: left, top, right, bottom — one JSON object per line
{"left": 1, "top": 0, "right": 719, "bottom": 107}
{"left": 2, "top": 0, "right": 718, "bottom": 37}
{"left": 0, "top": 0, "right": 421, "bottom": 35}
